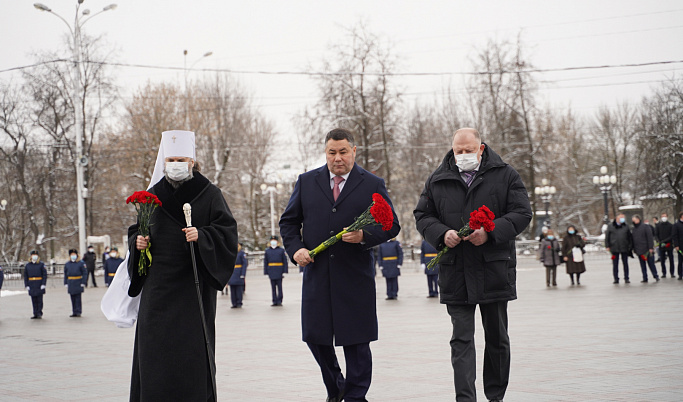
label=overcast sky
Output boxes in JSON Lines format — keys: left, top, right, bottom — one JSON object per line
{"left": 2, "top": 0, "right": 682, "bottom": 174}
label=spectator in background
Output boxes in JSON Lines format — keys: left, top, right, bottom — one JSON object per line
{"left": 421, "top": 240, "right": 439, "bottom": 297}
{"left": 64, "top": 249, "right": 87, "bottom": 317}
{"left": 24, "top": 250, "right": 47, "bottom": 319}
{"left": 606, "top": 213, "right": 633, "bottom": 284}
{"left": 103, "top": 247, "right": 123, "bottom": 287}
{"left": 561, "top": 226, "right": 586, "bottom": 285}
{"left": 263, "top": 235, "right": 288, "bottom": 306}
{"left": 228, "top": 243, "right": 247, "bottom": 308}
{"left": 672, "top": 211, "right": 683, "bottom": 280}
{"left": 378, "top": 238, "right": 403, "bottom": 300}
{"left": 651, "top": 217, "right": 660, "bottom": 262}
{"left": 83, "top": 245, "right": 98, "bottom": 288}
{"left": 631, "top": 215, "right": 659, "bottom": 283}
{"left": 539, "top": 229, "right": 562, "bottom": 287}
{"left": 655, "top": 212, "right": 675, "bottom": 278}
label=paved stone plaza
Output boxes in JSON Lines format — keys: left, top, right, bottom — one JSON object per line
{"left": 1, "top": 254, "right": 681, "bottom": 401}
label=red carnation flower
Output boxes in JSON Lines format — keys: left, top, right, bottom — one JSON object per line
{"left": 640, "top": 254, "right": 647, "bottom": 261}
{"left": 611, "top": 255, "right": 617, "bottom": 260}
{"left": 370, "top": 193, "right": 393, "bottom": 231}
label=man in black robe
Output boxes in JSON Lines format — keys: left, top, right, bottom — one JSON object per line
{"left": 127, "top": 130, "right": 238, "bottom": 402}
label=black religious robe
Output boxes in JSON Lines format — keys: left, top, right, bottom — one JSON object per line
{"left": 127, "top": 172, "right": 238, "bottom": 401}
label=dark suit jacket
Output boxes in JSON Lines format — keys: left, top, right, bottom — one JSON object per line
{"left": 279, "top": 163, "right": 400, "bottom": 346}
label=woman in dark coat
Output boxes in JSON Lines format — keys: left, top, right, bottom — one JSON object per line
{"left": 561, "top": 225, "right": 586, "bottom": 285}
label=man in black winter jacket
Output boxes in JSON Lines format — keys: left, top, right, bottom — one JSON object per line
{"left": 655, "top": 213, "right": 675, "bottom": 277}
{"left": 672, "top": 211, "right": 683, "bottom": 280}
{"left": 414, "top": 128, "right": 532, "bottom": 402}
{"left": 606, "top": 213, "right": 632, "bottom": 284}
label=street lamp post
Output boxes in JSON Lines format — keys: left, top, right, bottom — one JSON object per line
{"left": 592, "top": 166, "right": 617, "bottom": 232}
{"left": 260, "top": 183, "right": 283, "bottom": 238}
{"left": 34, "top": 1, "right": 117, "bottom": 254}
{"left": 534, "top": 178, "right": 556, "bottom": 229}
{"left": 183, "top": 50, "right": 213, "bottom": 127}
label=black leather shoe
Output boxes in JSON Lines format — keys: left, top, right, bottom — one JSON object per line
{"left": 326, "top": 389, "right": 344, "bottom": 402}
{"left": 625, "top": 279, "right": 630, "bottom": 283}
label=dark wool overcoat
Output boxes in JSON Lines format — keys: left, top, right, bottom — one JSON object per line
{"left": 127, "top": 173, "right": 238, "bottom": 402}
{"left": 561, "top": 233, "right": 586, "bottom": 274}
{"left": 414, "top": 145, "right": 532, "bottom": 305}
{"left": 279, "top": 163, "right": 400, "bottom": 346}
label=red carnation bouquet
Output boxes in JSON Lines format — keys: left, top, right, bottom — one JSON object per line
{"left": 427, "top": 205, "right": 496, "bottom": 270}
{"left": 640, "top": 252, "right": 649, "bottom": 261}
{"left": 126, "top": 191, "right": 162, "bottom": 275}
{"left": 309, "top": 193, "right": 393, "bottom": 259}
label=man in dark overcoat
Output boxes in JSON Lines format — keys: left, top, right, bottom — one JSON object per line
{"left": 414, "top": 128, "right": 532, "bottom": 402}
{"left": 128, "top": 130, "right": 238, "bottom": 402}
{"left": 82, "top": 245, "right": 97, "bottom": 287}
{"left": 421, "top": 240, "right": 440, "bottom": 297}
{"left": 655, "top": 212, "right": 675, "bottom": 277}
{"left": 264, "top": 235, "right": 289, "bottom": 306}
{"left": 605, "top": 213, "right": 633, "bottom": 284}
{"left": 378, "top": 238, "right": 403, "bottom": 299}
{"left": 672, "top": 211, "right": 683, "bottom": 280}
{"left": 631, "top": 215, "right": 659, "bottom": 282}
{"left": 279, "top": 128, "right": 400, "bottom": 402}
{"left": 24, "top": 250, "right": 47, "bottom": 319}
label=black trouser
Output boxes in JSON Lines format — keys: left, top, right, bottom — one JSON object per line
{"left": 545, "top": 265, "right": 557, "bottom": 285}
{"left": 70, "top": 293, "right": 82, "bottom": 315}
{"left": 270, "top": 278, "right": 283, "bottom": 305}
{"left": 678, "top": 251, "right": 683, "bottom": 279}
{"left": 307, "top": 342, "right": 372, "bottom": 402}
{"left": 86, "top": 268, "right": 97, "bottom": 287}
{"left": 612, "top": 252, "right": 630, "bottom": 281}
{"left": 427, "top": 274, "right": 439, "bottom": 296}
{"left": 447, "top": 302, "right": 510, "bottom": 402}
{"left": 229, "top": 285, "right": 244, "bottom": 307}
{"left": 638, "top": 255, "right": 659, "bottom": 281}
{"left": 31, "top": 295, "right": 43, "bottom": 317}
{"left": 659, "top": 248, "right": 674, "bottom": 276}
{"left": 385, "top": 277, "right": 398, "bottom": 298}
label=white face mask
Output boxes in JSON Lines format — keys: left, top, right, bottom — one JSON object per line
{"left": 70, "top": 255, "right": 78, "bottom": 262}
{"left": 661, "top": 216, "right": 668, "bottom": 222}
{"left": 88, "top": 248, "right": 94, "bottom": 253}
{"left": 165, "top": 161, "right": 191, "bottom": 181}
{"left": 31, "top": 255, "right": 38, "bottom": 263}
{"left": 455, "top": 153, "right": 479, "bottom": 172}
{"left": 270, "top": 240, "right": 278, "bottom": 248}
{"left": 109, "top": 252, "right": 117, "bottom": 258}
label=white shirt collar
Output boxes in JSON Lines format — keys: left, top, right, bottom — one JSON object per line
{"left": 329, "top": 170, "right": 351, "bottom": 182}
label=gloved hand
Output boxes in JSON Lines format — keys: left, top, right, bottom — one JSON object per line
{"left": 40, "top": 285, "right": 46, "bottom": 290}
{"left": 81, "top": 284, "right": 85, "bottom": 288}
{"left": 65, "top": 284, "right": 68, "bottom": 288}
{"left": 421, "top": 264, "right": 426, "bottom": 270}
{"left": 26, "top": 286, "right": 30, "bottom": 291}
{"left": 397, "top": 265, "right": 402, "bottom": 269}
{"left": 240, "top": 276, "right": 245, "bottom": 279}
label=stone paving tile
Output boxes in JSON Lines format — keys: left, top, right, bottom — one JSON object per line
{"left": 1, "top": 255, "right": 682, "bottom": 401}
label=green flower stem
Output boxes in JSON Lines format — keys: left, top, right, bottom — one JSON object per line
{"left": 309, "top": 229, "right": 349, "bottom": 259}
{"left": 426, "top": 245, "right": 448, "bottom": 270}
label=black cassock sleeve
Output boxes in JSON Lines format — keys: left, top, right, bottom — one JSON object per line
{"left": 195, "top": 186, "right": 238, "bottom": 290}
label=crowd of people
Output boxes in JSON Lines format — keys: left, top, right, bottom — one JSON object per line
{"left": 605, "top": 212, "right": 683, "bottom": 284}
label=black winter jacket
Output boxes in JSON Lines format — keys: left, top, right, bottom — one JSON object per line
{"left": 605, "top": 221, "right": 632, "bottom": 253}
{"left": 414, "top": 145, "right": 532, "bottom": 305}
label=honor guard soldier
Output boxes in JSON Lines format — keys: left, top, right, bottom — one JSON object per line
{"left": 421, "top": 240, "right": 440, "bottom": 297}
{"left": 378, "top": 238, "right": 403, "bottom": 300}
{"left": 24, "top": 250, "right": 48, "bottom": 319}
{"left": 228, "top": 243, "right": 248, "bottom": 308}
{"left": 103, "top": 247, "right": 123, "bottom": 287}
{"left": 83, "top": 245, "right": 98, "bottom": 287}
{"left": 264, "top": 235, "right": 288, "bottom": 306}
{"left": 64, "top": 249, "right": 87, "bottom": 317}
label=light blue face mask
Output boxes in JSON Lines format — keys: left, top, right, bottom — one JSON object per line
{"left": 547, "top": 235, "right": 554, "bottom": 240}
{"left": 619, "top": 217, "right": 626, "bottom": 224}
{"left": 568, "top": 230, "right": 575, "bottom": 235}
{"left": 70, "top": 255, "right": 77, "bottom": 262}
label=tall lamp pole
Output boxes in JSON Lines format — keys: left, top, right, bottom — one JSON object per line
{"left": 183, "top": 50, "right": 213, "bottom": 127}
{"left": 592, "top": 166, "right": 617, "bottom": 232}
{"left": 260, "top": 184, "right": 283, "bottom": 237}
{"left": 34, "top": 1, "right": 117, "bottom": 254}
{"left": 534, "top": 178, "right": 556, "bottom": 229}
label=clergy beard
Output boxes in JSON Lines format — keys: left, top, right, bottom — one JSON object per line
{"left": 165, "top": 170, "right": 194, "bottom": 189}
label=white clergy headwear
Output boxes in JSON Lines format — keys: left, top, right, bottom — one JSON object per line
{"left": 161, "top": 130, "right": 195, "bottom": 159}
